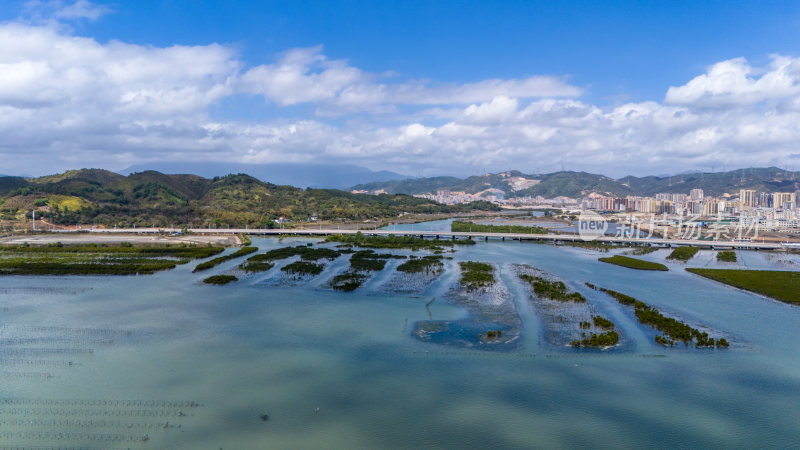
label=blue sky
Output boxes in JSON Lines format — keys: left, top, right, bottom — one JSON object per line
{"left": 1, "top": 1, "right": 800, "bottom": 177}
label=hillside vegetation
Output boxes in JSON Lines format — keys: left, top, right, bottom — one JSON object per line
{"left": 352, "top": 166, "right": 800, "bottom": 198}
{"left": 0, "top": 169, "right": 497, "bottom": 228}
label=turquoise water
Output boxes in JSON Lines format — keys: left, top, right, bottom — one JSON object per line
{"left": 1, "top": 225, "right": 799, "bottom": 448}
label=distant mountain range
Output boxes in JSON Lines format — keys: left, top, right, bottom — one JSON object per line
{"left": 119, "top": 162, "right": 410, "bottom": 190}
{"left": 352, "top": 167, "right": 800, "bottom": 198}
{"left": 0, "top": 169, "right": 496, "bottom": 227}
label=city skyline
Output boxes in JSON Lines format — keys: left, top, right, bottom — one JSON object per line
{"left": 2, "top": 1, "right": 800, "bottom": 177}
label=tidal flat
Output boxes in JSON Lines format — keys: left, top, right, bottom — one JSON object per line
{"left": 0, "top": 225, "right": 799, "bottom": 448}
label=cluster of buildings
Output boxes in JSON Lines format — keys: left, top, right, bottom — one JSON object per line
{"left": 411, "top": 189, "right": 509, "bottom": 205}
{"left": 582, "top": 189, "right": 797, "bottom": 214}
{"left": 583, "top": 189, "right": 800, "bottom": 232}
{"left": 353, "top": 183, "right": 800, "bottom": 231}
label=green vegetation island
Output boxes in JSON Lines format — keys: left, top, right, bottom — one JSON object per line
{"left": 396, "top": 255, "right": 444, "bottom": 274}
{"left": 562, "top": 241, "right": 619, "bottom": 252}
{"left": 249, "top": 245, "right": 341, "bottom": 262}
{"left": 625, "top": 246, "right": 659, "bottom": 256}
{"left": 0, "top": 242, "right": 223, "bottom": 275}
{"left": 193, "top": 246, "right": 257, "bottom": 272}
{"left": 281, "top": 261, "right": 324, "bottom": 276}
{"left": 586, "top": 283, "right": 729, "bottom": 348}
{"left": 450, "top": 220, "right": 548, "bottom": 234}
{"left": 203, "top": 274, "right": 238, "bottom": 285}
{"left": 716, "top": 251, "right": 737, "bottom": 262}
{"left": 519, "top": 274, "right": 586, "bottom": 302}
{"left": 331, "top": 250, "right": 405, "bottom": 291}
{"left": 599, "top": 255, "right": 669, "bottom": 271}
{"left": 572, "top": 315, "right": 618, "bottom": 348}
{"left": 687, "top": 268, "right": 800, "bottom": 306}
{"left": 667, "top": 246, "right": 699, "bottom": 262}
{"left": 459, "top": 261, "right": 495, "bottom": 292}
{"left": 571, "top": 330, "right": 620, "bottom": 348}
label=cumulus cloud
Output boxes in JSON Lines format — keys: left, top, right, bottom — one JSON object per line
{"left": 665, "top": 55, "right": 800, "bottom": 107}
{"left": 239, "top": 45, "right": 581, "bottom": 114}
{"left": 1, "top": 19, "right": 800, "bottom": 178}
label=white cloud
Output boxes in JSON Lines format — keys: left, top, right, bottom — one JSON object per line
{"left": 462, "top": 96, "right": 518, "bottom": 123}
{"left": 54, "top": 0, "right": 110, "bottom": 20}
{"left": 665, "top": 55, "right": 800, "bottom": 107}
{"left": 1, "top": 20, "right": 800, "bottom": 179}
{"left": 22, "top": 0, "right": 110, "bottom": 23}
{"left": 240, "top": 46, "right": 581, "bottom": 113}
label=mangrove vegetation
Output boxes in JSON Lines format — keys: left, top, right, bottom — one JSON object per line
{"left": 459, "top": 261, "right": 495, "bottom": 291}
{"left": 325, "top": 232, "right": 474, "bottom": 250}
{"left": 330, "top": 250, "right": 404, "bottom": 291}
{"left": 0, "top": 243, "right": 223, "bottom": 275}
{"left": 686, "top": 268, "right": 800, "bottom": 305}
{"left": 519, "top": 274, "right": 586, "bottom": 302}
{"left": 598, "top": 255, "right": 669, "bottom": 271}
{"left": 248, "top": 245, "right": 341, "bottom": 262}
{"left": 592, "top": 315, "right": 615, "bottom": 330}
{"left": 330, "top": 272, "right": 368, "bottom": 291}
{"left": 626, "top": 246, "right": 659, "bottom": 256}
{"left": 396, "top": 255, "right": 444, "bottom": 274}
{"left": 203, "top": 274, "right": 238, "bottom": 285}
{"left": 280, "top": 261, "right": 324, "bottom": 276}
{"left": 451, "top": 220, "right": 547, "bottom": 234}
{"left": 238, "top": 260, "right": 275, "bottom": 273}
{"left": 571, "top": 330, "right": 619, "bottom": 348}
{"left": 193, "top": 246, "right": 257, "bottom": 272}
{"left": 586, "top": 283, "right": 729, "bottom": 348}
{"left": 667, "top": 246, "right": 699, "bottom": 262}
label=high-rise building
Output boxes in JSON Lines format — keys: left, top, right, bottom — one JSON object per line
{"left": 758, "top": 192, "right": 773, "bottom": 208}
{"left": 701, "top": 199, "right": 718, "bottom": 216}
{"left": 774, "top": 192, "right": 797, "bottom": 209}
{"left": 689, "top": 189, "right": 704, "bottom": 201}
{"left": 739, "top": 189, "right": 756, "bottom": 208}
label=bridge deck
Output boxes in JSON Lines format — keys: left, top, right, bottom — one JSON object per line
{"left": 73, "top": 227, "right": 785, "bottom": 250}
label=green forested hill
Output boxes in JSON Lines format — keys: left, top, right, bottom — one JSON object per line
{"left": 352, "top": 167, "right": 800, "bottom": 198}
{"left": 0, "top": 169, "right": 497, "bottom": 227}
{"left": 516, "top": 171, "right": 632, "bottom": 198}
{"left": 618, "top": 167, "right": 800, "bottom": 196}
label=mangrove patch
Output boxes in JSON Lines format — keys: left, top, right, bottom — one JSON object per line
{"left": 686, "top": 268, "right": 800, "bottom": 306}
{"left": 598, "top": 255, "right": 669, "bottom": 271}
{"left": 586, "top": 283, "right": 729, "bottom": 348}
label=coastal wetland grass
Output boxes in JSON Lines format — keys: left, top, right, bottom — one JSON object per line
{"left": 203, "top": 275, "right": 238, "bottom": 285}
{"left": 667, "top": 246, "right": 699, "bottom": 262}
{"left": 686, "top": 268, "right": 800, "bottom": 306}
{"left": 598, "top": 255, "right": 669, "bottom": 271}
{"left": 585, "top": 282, "right": 729, "bottom": 348}
{"left": 0, "top": 242, "right": 224, "bottom": 275}
{"left": 716, "top": 251, "right": 737, "bottom": 262}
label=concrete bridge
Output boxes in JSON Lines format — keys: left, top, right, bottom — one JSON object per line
{"left": 80, "top": 227, "right": 787, "bottom": 251}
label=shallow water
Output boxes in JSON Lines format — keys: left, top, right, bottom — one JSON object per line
{"left": 0, "top": 228, "right": 799, "bottom": 448}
